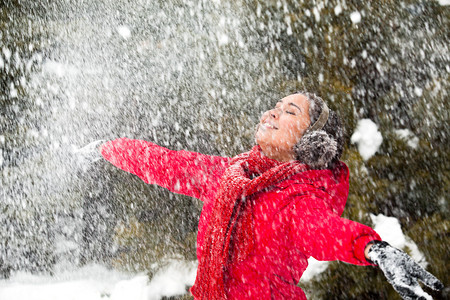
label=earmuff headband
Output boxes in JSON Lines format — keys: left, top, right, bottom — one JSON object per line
{"left": 308, "top": 100, "right": 329, "bottom": 132}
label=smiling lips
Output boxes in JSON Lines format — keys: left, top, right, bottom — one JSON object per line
{"left": 261, "top": 122, "right": 278, "bottom": 130}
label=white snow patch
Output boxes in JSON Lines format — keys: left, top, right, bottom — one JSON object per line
{"left": 36, "top": 97, "right": 43, "bottom": 107}
{"left": 313, "top": 7, "right": 321, "bottom": 22}
{"left": 286, "top": 26, "right": 292, "bottom": 35}
{"left": 9, "top": 83, "right": 18, "bottom": 98}
{"left": 394, "top": 129, "right": 419, "bottom": 149}
{"left": 438, "top": 0, "right": 450, "bottom": 5}
{"left": 334, "top": 4, "right": 342, "bottom": 15}
{"left": 300, "top": 258, "right": 329, "bottom": 282}
{"left": 0, "top": 261, "right": 197, "bottom": 300}
{"left": 318, "top": 73, "right": 324, "bottom": 82}
{"left": 2, "top": 48, "right": 11, "bottom": 60}
{"left": 217, "top": 33, "right": 230, "bottom": 46}
{"left": 42, "top": 60, "right": 79, "bottom": 77}
{"left": 27, "top": 129, "right": 40, "bottom": 139}
{"left": 117, "top": 25, "right": 132, "bottom": 39}
{"left": 370, "top": 214, "right": 427, "bottom": 267}
{"left": 350, "top": 11, "right": 362, "bottom": 23}
{"left": 370, "top": 214, "right": 406, "bottom": 249}
{"left": 0, "top": 149, "right": 3, "bottom": 167}
{"left": 361, "top": 50, "right": 367, "bottom": 59}
{"left": 350, "top": 119, "right": 383, "bottom": 160}
{"left": 0, "top": 264, "right": 136, "bottom": 300}
{"left": 414, "top": 87, "right": 423, "bottom": 97}
{"left": 68, "top": 96, "right": 77, "bottom": 110}
{"left": 304, "top": 28, "right": 313, "bottom": 39}
{"left": 147, "top": 260, "right": 197, "bottom": 300}
{"left": 284, "top": 16, "right": 293, "bottom": 36}
{"left": 110, "top": 276, "right": 149, "bottom": 300}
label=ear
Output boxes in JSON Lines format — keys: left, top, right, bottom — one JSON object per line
{"left": 294, "top": 130, "right": 337, "bottom": 169}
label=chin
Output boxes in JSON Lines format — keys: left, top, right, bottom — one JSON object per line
{"left": 255, "top": 133, "right": 270, "bottom": 147}
{"left": 254, "top": 125, "right": 263, "bottom": 144}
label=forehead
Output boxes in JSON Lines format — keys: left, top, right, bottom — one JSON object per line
{"left": 279, "top": 94, "right": 310, "bottom": 108}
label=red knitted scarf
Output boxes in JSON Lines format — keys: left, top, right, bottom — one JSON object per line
{"left": 191, "top": 146, "right": 308, "bottom": 299}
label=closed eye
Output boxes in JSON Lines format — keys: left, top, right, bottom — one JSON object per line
{"left": 286, "top": 111, "right": 296, "bottom": 115}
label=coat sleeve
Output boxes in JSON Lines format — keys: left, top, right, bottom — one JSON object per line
{"left": 100, "top": 138, "right": 230, "bottom": 202}
{"left": 289, "top": 196, "right": 381, "bottom": 266}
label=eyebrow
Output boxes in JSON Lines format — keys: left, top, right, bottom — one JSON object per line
{"left": 277, "top": 101, "right": 302, "bottom": 113}
{"left": 288, "top": 102, "right": 302, "bottom": 112}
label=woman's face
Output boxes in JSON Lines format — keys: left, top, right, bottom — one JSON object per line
{"left": 255, "top": 94, "right": 311, "bottom": 162}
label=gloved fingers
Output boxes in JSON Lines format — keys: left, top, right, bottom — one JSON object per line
{"left": 391, "top": 281, "right": 432, "bottom": 300}
{"left": 409, "top": 262, "right": 445, "bottom": 291}
{"left": 73, "top": 140, "right": 105, "bottom": 154}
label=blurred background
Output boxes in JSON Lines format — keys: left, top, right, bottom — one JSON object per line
{"left": 0, "top": 0, "right": 448, "bottom": 299}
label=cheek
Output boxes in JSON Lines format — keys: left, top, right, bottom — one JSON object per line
{"left": 297, "top": 118, "right": 310, "bottom": 134}
{"left": 289, "top": 121, "right": 305, "bottom": 136}
{"left": 284, "top": 121, "right": 307, "bottom": 144}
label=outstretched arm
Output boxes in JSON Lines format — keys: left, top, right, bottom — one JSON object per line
{"left": 290, "top": 199, "right": 443, "bottom": 299}
{"left": 289, "top": 199, "right": 381, "bottom": 266}
{"left": 100, "top": 138, "right": 230, "bottom": 202}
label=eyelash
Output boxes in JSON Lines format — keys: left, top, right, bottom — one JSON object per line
{"left": 274, "top": 105, "right": 296, "bottom": 115}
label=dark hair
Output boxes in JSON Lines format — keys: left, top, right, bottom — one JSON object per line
{"left": 294, "top": 91, "right": 344, "bottom": 169}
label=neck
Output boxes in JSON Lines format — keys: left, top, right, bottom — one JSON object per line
{"left": 258, "top": 144, "right": 295, "bottom": 162}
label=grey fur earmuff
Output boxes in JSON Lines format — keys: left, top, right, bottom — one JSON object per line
{"left": 294, "top": 97, "right": 338, "bottom": 169}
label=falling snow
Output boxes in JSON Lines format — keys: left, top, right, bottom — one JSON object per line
{"left": 117, "top": 26, "right": 132, "bottom": 39}
{"left": 0, "top": 0, "right": 447, "bottom": 299}
{"left": 350, "top": 11, "right": 362, "bottom": 24}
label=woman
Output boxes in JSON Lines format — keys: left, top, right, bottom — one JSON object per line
{"left": 87, "top": 92, "right": 442, "bottom": 299}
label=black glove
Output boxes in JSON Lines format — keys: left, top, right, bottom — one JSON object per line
{"left": 367, "top": 241, "right": 444, "bottom": 300}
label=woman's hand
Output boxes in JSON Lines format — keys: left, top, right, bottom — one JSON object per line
{"left": 72, "top": 140, "right": 105, "bottom": 171}
{"left": 367, "top": 241, "right": 444, "bottom": 300}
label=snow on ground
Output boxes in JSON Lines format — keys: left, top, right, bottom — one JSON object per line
{"left": 0, "top": 260, "right": 197, "bottom": 300}
{"left": 350, "top": 118, "right": 383, "bottom": 161}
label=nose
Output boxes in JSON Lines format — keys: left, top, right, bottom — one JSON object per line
{"left": 260, "top": 108, "right": 279, "bottom": 123}
{"left": 269, "top": 108, "right": 280, "bottom": 119}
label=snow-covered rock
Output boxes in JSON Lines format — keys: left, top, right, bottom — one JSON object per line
{"left": 394, "top": 129, "right": 419, "bottom": 149}
{"left": 351, "top": 119, "right": 383, "bottom": 160}
{"left": 370, "top": 213, "right": 427, "bottom": 267}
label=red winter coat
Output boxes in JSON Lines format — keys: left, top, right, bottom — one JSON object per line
{"left": 100, "top": 138, "right": 381, "bottom": 299}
